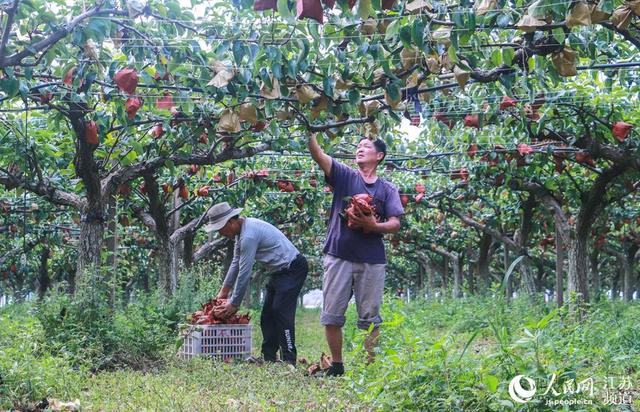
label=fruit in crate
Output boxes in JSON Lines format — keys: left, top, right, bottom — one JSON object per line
{"left": 188, "top": 298, "right": 251, "bottom": 325}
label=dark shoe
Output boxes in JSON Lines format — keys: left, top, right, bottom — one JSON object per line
{"left": 245, "top": 355, "right": 264, "bottom": 365}
{"left": 324, "top": 362, "right": 344, "bottom": 377}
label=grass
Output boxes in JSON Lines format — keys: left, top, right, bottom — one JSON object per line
{"left": 2, "top": 296, "right": 639, "bottom": 411}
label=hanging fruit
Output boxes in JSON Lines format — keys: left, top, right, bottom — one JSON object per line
{"left": 151, "top": 123, "right": 164, "bottom": 139}
{"left": 612, "top": 121, "right": 633, "bottom": 142}
{"left": 125, "top": 96, "right": 142, "bottom": 120}
{"left": 296, "top": 0, "right": 324, "bottom": 24}
{"left": 114, "top": 68, "right": 138, "bottom": 95}
{"left": 84, "top": 120, "right": 99, "bottom": 145}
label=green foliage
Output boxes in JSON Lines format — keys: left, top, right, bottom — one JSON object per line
{"left": 345, "top": 296, "right": 640, "bottom": 411}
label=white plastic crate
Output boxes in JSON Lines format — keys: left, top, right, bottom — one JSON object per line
{"left": 178, "top": 324, "right": 252, "bottom": 361}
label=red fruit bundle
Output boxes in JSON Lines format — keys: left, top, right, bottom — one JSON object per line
{"left": 125, "top": 96, "right": 142, "bottom": 120}
{"left": 306, "top": 352, "right": 333, "bottom": 376}
{"left": 114, "top": 68, "right": 138, "bottom": 95}
{"left": 296, "top": 0, "right": 323, "bottom": 23}
{"left": 188, "top": 298, "right": 251, "bottom": 325}
{"left": 344, "top": 194, "right": 379, "bottom": 233}
{"left": 612, "top": 121, "right": 632, "bottom": 142}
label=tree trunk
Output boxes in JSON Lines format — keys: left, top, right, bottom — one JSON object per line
{"left": 442, "top": 256, "right": 449, "bottom": 291}
{"left": 589, "top": 250, "right": 600, "bottom": 299}
{"left": 183, "top": 232, "right": 194, "bottom": 268}
{"left": 37, "top": 247, "right": 50, "bottom": 300}
{"left": 466, "top": 245, "right": 476, "bottom": 295}
{"left": 477, "top": 233, "right": 492, "bottom": 293}
{"left": 504, "top": 246, "right": 512, "bottom": 300}
{"left": 143, "top": 174, "right": 173, "bottom": 297}
{"left": 555, "top": 223, "right": 564, "bottom": 307}
{"left": 76, "top": 215, "right": 105, "bottom": 293}
{"left": 104, "top": 194, "right": 118, "bottom": 273}
{"left": 517, "top": 195, "right": 537, "bottom": 296}
{"left": 452, "top": 255, "right": 462, "bottom": 298}
{"left": 567, "top": 232, "right": 590, "bottom": 302}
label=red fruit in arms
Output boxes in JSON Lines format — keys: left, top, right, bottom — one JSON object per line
{"left": 151, "top": 124, "right": 164, "bottom": 138}
{"left": 114, "top": 68, "right": 138, "bottom": 95}
{"left": 156, "top": 92, "right": 174, "bottom": 110}
{"left": 197, "top": 186, "right": 210, "bottom": 197}
{"left": 467, "top": 144, "right": 478, "bottom": 158}
{"left": 125, "top": 96, "right": 142, "bottom": 120}
{"left": 179, "top": 185, "right": 189, "bottom": 200}
{"left": 517, "top": 143, "right": 534, "bottom": 156}
{"left": 463, "top": 114, "right": 479, "bottom": 129}
{"left": 499, "top": 95, "right": 518, "bottom": 110}
{"left": 400, "top": 194, "right": 409, "bottom": 207}
{"left": 415, "top": 183, "right": 425, "bottom": 194}
{"left": 85, "top": 120, "right": 99, "bottom": 145}
{"left": 612, "top": 121, "right": 632, "bottom": 142}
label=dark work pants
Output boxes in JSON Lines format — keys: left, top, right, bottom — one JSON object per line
{"left": 261, "top": 254, "right": 308, "bottom": 365}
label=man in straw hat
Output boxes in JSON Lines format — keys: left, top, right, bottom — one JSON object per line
{"left": 205, "top": 202, "right": 308, "bottom": 366}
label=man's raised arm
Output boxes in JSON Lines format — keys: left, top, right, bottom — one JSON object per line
{"left": 308, "top": 133, "right": 333, "bottom": 177}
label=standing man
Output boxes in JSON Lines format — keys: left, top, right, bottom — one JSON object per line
{"left": 308, "top": 133, "right": 404, "bottom": 376}
{"left": 204, "top": 202, "right": 308, "bottom": 366}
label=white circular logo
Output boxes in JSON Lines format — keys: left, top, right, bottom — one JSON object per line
{"left": 509, "top": 375, "right": 537, "bottom": 403}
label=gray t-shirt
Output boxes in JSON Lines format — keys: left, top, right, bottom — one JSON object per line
{"left": 324, "top": 159, "right": 404, "bottom": 264}
{"left": 223, "top": 217, "right": 299, "bottom": 307}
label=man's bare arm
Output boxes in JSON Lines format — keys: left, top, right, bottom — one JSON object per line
{"left": 308, "top": 133, "right": 332, "bottom": 177}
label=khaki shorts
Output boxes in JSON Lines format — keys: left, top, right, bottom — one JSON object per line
{"left": 320, "top": 254, "right": 386, "bottom": 330}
